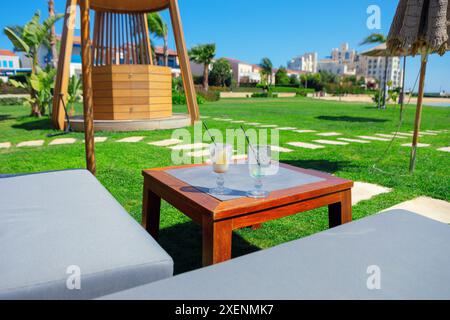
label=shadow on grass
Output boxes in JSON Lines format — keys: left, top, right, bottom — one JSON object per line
{"left": 0, "top": 114, "right": 12, "bottom": 122}
{"left": 316, "top": 115, "right": 388, "bottom": 123}
{"left": 12, "top": 117, "right": 53, "bottom": 131}
{"left": 283, "top": 159, "right": 355, "bottom": 174}
{"left": 159, "top": 221, "right": 260, "bottom": 275}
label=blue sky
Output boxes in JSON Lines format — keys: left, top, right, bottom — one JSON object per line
{"left": 0, "top": 0, "right": 449, "bottom": 92}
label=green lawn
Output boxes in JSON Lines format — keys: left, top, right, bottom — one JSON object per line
{"left": 1, "top": 97, "right": 449, "bottom": 274}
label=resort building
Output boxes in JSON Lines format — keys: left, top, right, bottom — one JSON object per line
{"left": 0, "top": 49, "right": 21, "bottom": 76}
{"left": 17, "top": 35, "right": 82, "bottom": 77}
{"left": 317, "top": 58, "right": 356, "bottom": 76}
{"left": 154, "top": 46, "right": 181, "bottom": 77}
{"left": 223, "top": 58, "right": 266, "bottom": 85}
{"left": 287, "top": 52, "right": 318, "bottom": 73}
{"left": 358, "top": 55, "right": 403, "bottom": 88}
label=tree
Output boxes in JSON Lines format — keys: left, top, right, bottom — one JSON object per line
{"left": 360, "top": 33, "right": 388, "bottom": 109}
{"left": 67, "top": 75, "right": 83, "bottom": 116}
{"left": 10, "top": 66, "right": 57, "bottom": 116}
{"left": 275, "top": 67, "right": 290, "bottom": 86}
{"left": 3, "top": 10, "right": 63, "bottom": 116}
{"left": 147, "top": 12, "right": 169, "bottom": 66}
{"left": 189, "top": 44, "right": 216, "bottom": 91}
{"left": 259, "top": 58, "right": 273, "bottom": 86}
{"left": 48, "top": 0, "right": 58, "bottom": 68}
{"left": 209, "top": 58, "right": 232, "bottom": 87}
{"left": 289, "top": 74, "right": 300, "bottom": 86}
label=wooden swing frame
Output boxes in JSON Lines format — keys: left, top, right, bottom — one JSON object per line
{"left": 52, "top": 0, "right": 200, "bottom": 175}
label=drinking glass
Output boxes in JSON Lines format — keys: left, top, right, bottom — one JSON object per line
{"left": 248, "top": 145, "right": 271, "bottom": 198}
{"left": 209, "top": 143, "right": 233, "bottom": 195}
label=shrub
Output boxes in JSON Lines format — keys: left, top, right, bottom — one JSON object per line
{"left": 0, "top": 97, "right": 27, "bottom": 105}
{"left": 0, "top": 81, "right": 29, "bottom": 94}
{"left": 172, "top": 91, "right": 206, "bottom": 105}
{"left": 197, "top": 90, "right": 220, "bottom": 102}
{"left": 251, "top": 92, "right": 278, "bottom": 98}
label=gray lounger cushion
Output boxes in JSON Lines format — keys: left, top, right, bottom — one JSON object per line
{"left": 0, "top": 170, "right": 173, "bottom": 300}
{"left": 101, "top": 210, "right": 450, "bottom": 300}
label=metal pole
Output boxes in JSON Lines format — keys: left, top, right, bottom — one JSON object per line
{"left": 400, "top": 56, "right": 406, "bottom": 121}
{"left": 409, "top": 52, "right": 428, "bottom": 173}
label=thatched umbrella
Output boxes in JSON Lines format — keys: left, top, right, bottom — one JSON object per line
{"left": 387, "top": 0, "right": 449, "bottom": 172}
{"left": 360, "top": 43, "right": 408, "bottom": 116}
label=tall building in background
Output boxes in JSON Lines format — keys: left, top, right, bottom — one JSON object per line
{"left": 287, "top": 52, "right": 318, "bottom": 73}
{"left": 358, "top": 55, "right": 403, "bottom": 88}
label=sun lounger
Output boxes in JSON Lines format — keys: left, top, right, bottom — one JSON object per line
{"left": 0, "top": 170, "right": 173, "bottom": 300}
{"left": 100, "top": 210, "right": 450, "bottom": 300}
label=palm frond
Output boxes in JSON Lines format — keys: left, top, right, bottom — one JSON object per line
{"left": 360, "top": 33, "right": 386, "bottom": 45}
{"left": 3, "top": 27, "right": 30, "bottom": 53}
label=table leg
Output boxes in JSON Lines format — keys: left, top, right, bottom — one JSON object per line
{"left": 142, "top": 184, "right": 162, "bottom": 240}
{"left": 202, "top": 217, "right": 233, "bottom": 266}
{"left": 328, "top": 189, "right": 352, "bottom": 228}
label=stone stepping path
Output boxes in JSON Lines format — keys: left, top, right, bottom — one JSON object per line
{"left": 352, "top": 182, "right": 392, "bottom": 205}
{"left": 270, "top": 145, "right": 294, "bottom": 153}
{"left": 425, "top": 130, "right": 444, "bottom": 134}
{"left": 358, "top": 136, "right": 391, "bottom": 141}
{"left": 294, "top": 130, "right": 317, "bottom": 133}
{"left": 382, "top": 196, "right": 450, "bottom": 224}
{"left": 394, "top": 132, "right": 422, "bottom": 138}
{"left": 169, "top": 143, "right": 209, "bottom": 151}
{"left": 17, "top": 140, "right": 45, "bottom": 148}
{"left": 276, "top": 127, "right": 297, "bottom": 131}
{"left": 0, "top": 142, "right": 11, "bottom": 149}
{"left": 314, "top": 139, "right": 348, "bottom": 146}
{"left": 287, "top": 142, "right": 325, "bottom": 150}
{"left": 187, "top": 149, "right": 210, "bottom": 158}
{"left": 148, "top": 139, "right": 182, "bottom": 147}
{"left": 337, "top": 138, "right": 371, "bottom": 144}
{"left": 117, "top": 136, "right": 145, "bottom": 143}
{"left": 375, "top": 134, "right": 407, "bottom": 139}
{"left": 230, "top": 120, "right": 246, "bottom": 124}
{"left": 244, "top": 123, "right": 261, "bottom": 126}
{"left": 94, "top": 137, "right": 108, "bottom": 143}
{"left": 401, "top": 143, "right": 431, "bottom": 148}
{"left": 49, "top": 138, "right": 77, "bottom": 146}
{"left": 316, "top": 132, "right": 342, "bottom": 137}
{"left": 259, "top": 125, "right": 278, "bottom": 128}
{"left": 437, "top": 147, "right": 450, "bottom": 153}
{"left": 412, "top": 131, "right": 437, "bottom": 136}
{"left": 213, "top": 118, "right": 233, "bottom": 122}
{"left": 200, "top": 116, "right": 210, "bottom": 119}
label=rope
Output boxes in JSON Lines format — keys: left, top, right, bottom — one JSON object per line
{"left": 370, "top": 68, "right": 421, "bottom": 176}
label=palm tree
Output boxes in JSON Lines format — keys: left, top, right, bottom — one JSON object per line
{"left": 360, "top": 33, "right": 388, "bottom": 109}
{"left": 147, "top": 12, "right": 169, "bottom": 66}
{"left": 259, "top": 57, "right": 273, "bottom": 87}
{"left": 189, "top": 44, "right": 216, "bottom": 91}
{"left": 48, "top": 0, "right": 58, "bottom": 68}
{"left": 4, "top": 10, "right": 62, "bottom": 116}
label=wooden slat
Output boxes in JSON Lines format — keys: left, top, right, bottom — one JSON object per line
{"left": 151, "top": 96, "right": 172, "bottom": 104}
{"left": 52, "top": 0, "right": 78, "bottom": 130}
{"left": 92, "top": 81, "right": 171, "bottom": 90}
{"left": 94, "top": 96, "right": 151, "bottom": 105}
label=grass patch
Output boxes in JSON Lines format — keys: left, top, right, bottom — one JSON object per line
{"left": 1, "top": 97, "right": 449, "bottom": 274}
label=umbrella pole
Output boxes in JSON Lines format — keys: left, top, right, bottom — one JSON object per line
{"left": 409, "top": 52, "right": 428, "bottom": 173}
{"left": 80, "top": 0, "right": 96, "bottom": 175}
{"left": 400, "top": 56, "right": 406, "bottom": 122}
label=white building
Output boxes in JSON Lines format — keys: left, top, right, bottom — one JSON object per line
{"left": 223, "top": 58, "right": 263, "bottom": 85}
{"left": 0, "top": 49, "right": 21, "bottom": 76}
{"left": 18, "top": 35, "right": 82, "bottom": 77}
{"left": 318, "top": 43, "right": 358, "bottom": 76}
{"left": 287, "top": 52, "right": 318, "bottom": 73}
{"left": 317, "top": 59, "right": 355, "bottom": 76}
{"left": 358, "top": 55, "right": 403, "bottom": 88}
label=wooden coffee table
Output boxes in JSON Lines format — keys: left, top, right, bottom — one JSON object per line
{"left": 142, "top": 163, "right": 353, "bottom": 266}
